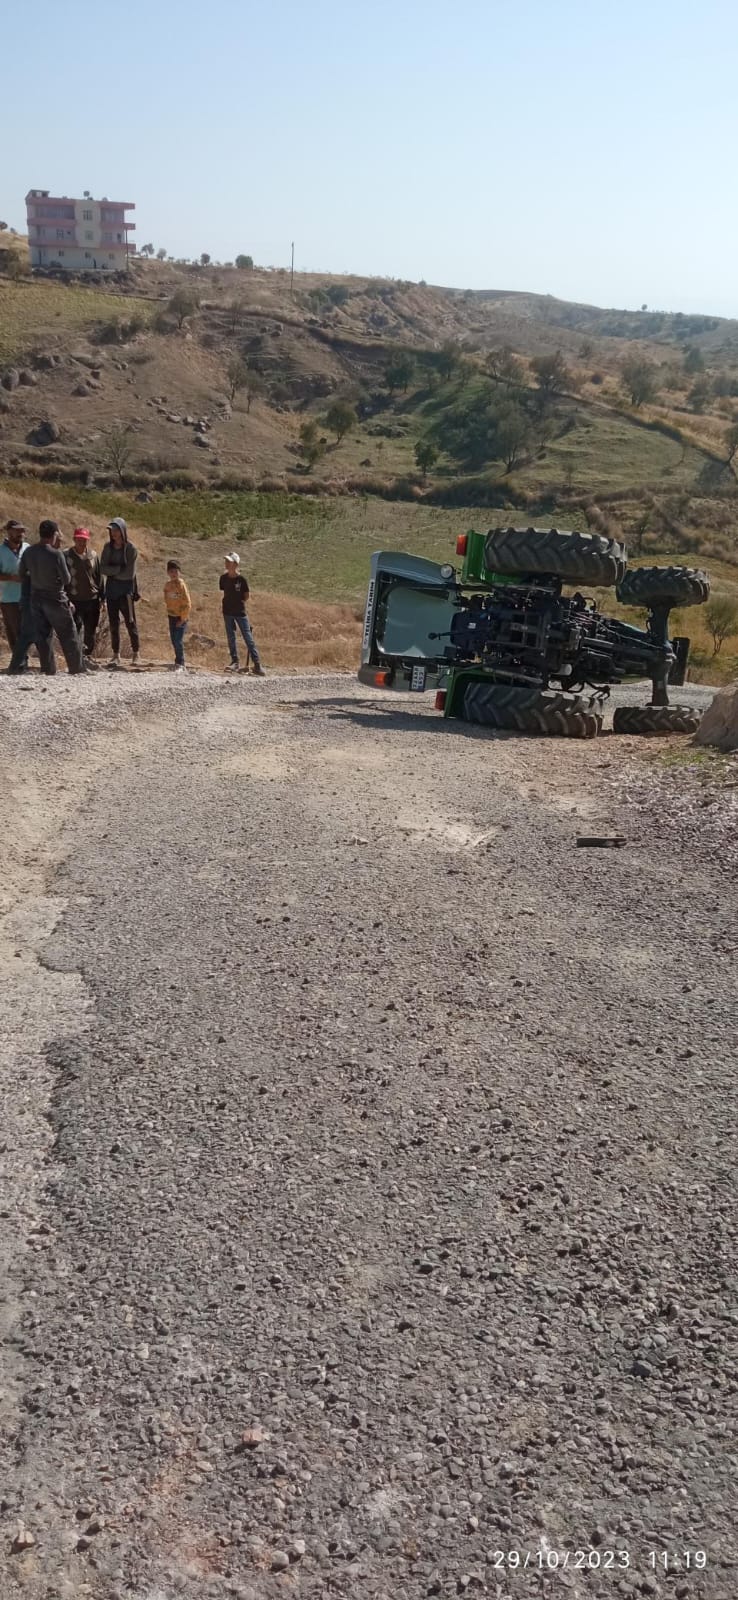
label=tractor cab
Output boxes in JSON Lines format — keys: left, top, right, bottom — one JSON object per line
{"left": 358, "top": 550, "right": 460, "bottom": 695}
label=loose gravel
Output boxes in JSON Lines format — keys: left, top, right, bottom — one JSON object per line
{"left": 0, "top": 671, "right": 735, "bottom": 1600}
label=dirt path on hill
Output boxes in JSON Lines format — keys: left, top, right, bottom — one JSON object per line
{"left": 0, "top": 673, "right": 735, "bottom": 1600}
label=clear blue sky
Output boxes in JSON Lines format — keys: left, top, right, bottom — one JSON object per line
{"left": 4, "top": 0, "right": 737, "bottom": 315}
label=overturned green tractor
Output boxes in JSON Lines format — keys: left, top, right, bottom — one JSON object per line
{"left": 358, "top": 527, "right": 710, "bottom": 738}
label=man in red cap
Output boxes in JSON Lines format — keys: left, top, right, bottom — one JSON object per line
{"left": 65, "top": 527, "right": 104, "bottom": 662}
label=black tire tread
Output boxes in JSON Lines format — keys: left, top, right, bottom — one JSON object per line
{"left": 483, "top": 525, "right": 627, "bottom": 588}
{"left": 463, "top": 681, "right": 604, "bottom": 739}
{"left": 616, "top": 565, "right": 710, "bottom": 609}
{"left": 613, "top": 704, "right": 703, "bottom": 736}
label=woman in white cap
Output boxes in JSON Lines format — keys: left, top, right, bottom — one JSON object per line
{"left": 219, "top": 553, "right": 265, "bottom": 674}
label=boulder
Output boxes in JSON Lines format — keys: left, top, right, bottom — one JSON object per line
{"left": 2, "top": 368, "right": 20, "bottom": 391}
{"left": 135, "top": 490, "right": 154, "bottom": 503}
{"left": 19, "top": 369, "right": 38, "bottom": 386}
{"left": 73, "top": 383, "right": 91, "bottom": 397}
{"left": 694, "top": 686, "right": 738, "bottom": 752}
{"left": 28, "top": 418, "right": 62, "bottom": 446}
{"left": 194, "top": 434, "right": 211, "bottom": 449}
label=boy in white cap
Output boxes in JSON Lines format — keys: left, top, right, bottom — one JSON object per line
{"left": 219, "top": 553, "right": 265, "bottom": 675}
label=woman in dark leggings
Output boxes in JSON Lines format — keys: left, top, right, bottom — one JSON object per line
{"left": 100, "top": 517, "right": 140, "bottom": 667}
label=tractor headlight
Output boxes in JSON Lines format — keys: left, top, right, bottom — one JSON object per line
{"left": 440, "top": 564, "right": 455, "bottom": 582}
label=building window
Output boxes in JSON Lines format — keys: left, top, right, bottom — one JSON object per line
{"left": 85, "top": 230, "right": 93, "bottom": 241}
{"left": 84, "top": 251, "right": 91, "bottom": 259}
{"left": 56, "top": 229, "right": 65, "bottom": 238}
{"left": 108, "top": 252, "right": 115, "bottom": 260}
{"left": 82, "top": 209, "right": 93, "bottom": 221}
{"left": 58, "top": 250, "right": 65, "bottom": 257}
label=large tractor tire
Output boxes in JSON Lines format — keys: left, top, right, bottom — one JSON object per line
{"left": 613, "top": 704, "right": 703, "bottom": 736}
{"left": 483, "top": 526, "right": 627, "bottom": 588}
{"left": 616, "top": 566, "right": 710, "bottom": 609}
{"left": 462, "top": 681, "right": 605, "bottom": 739}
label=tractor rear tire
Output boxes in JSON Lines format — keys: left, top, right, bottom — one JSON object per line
{"left": 462, "top": 682, "right": 605, "bottom": 738}
{"left": 613, "top": 704, "right": 703, "bottom": 736}
{"left": 483, "top": 526, "right": 626, "bottom": 588}
{"left": 616, "top": 565, "right": 710, "bottom": 608}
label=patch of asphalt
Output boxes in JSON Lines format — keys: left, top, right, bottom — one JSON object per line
{"left": 0, "top": 672, "right": 735, "bottom": 1600}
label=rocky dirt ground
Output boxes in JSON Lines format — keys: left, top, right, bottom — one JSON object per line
{"left": 0, "top": 673, "right": 736, "bottom": 1600}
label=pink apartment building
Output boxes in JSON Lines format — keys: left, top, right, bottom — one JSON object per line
{"left": 25, "top": 191, "right": 135, "bottom": 273}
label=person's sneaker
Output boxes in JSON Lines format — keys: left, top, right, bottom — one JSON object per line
{"left": 253, "top": 664, "right": 266, "bottom": 677}
{"left": 174, "top": 664, "right": 186, "bottom": 674}
{"left": 131, "top": 652, "right": 142, "bottom": 667}
{"left": 224, "top": 661, "right": 239, "bottom": 673}
{"left": 107, "top": 655, "right": 122, "bottom": 669}
{"left": 85, "top": 657, "right": 100, "bottom": 670}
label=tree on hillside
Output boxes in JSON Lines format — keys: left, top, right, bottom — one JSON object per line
{"left": 245, "top": 369, "right": 264, "bottom": 412}
{"left": 325, "top": 398, "right": 357, "bottom": 443}
{"left": 687, "top": 376, "right": 712, "bottom": 414}
{"left": 200, "top": 252, "right": 211, "bottom": 267}
{"left": 236, "top": 254, "right": 254, "bottom": 270}
{"left": 156, "top": 247, "right": 167, "bottom": 261}
{"left": 385, "top": 353, "right": 416, "bottom": 394}
{"left": 531, "top": 350, "right": 568, "bottom": 399}
{"left": 704, "top": 596, "right": 738, "bottom": 656}
{"left": 104, "top": 423, "right": 135, "bottom": 482}
{"left": 325, "top": 284, "right": 350, "bottom": 308}
{"left": 140, "top": 242, "right": 154, "bottom": 257}
{"left": 628, "top": 502, "right": 653, "bottom": 556}
{"left": 725, "top": 420, "right": 738, "bottom": 475}
{"left": 227, "top": 356, "right": 249, "bottom": 403}
{"left": 622, "top": 354, "right": 659, "bottom": 408}
{"left": 414, "top": 439, "right": 439, "bottom": 481}
{"left": 0, "top": 222, "right": 8, "bottom": 232}
{"left": 495, "top": 402, "right": 532, "bottom": 472}
{"left": 227, "top": 299, "right": 246, "bottom": 334}
{"left": 486, "top": 346, "right": 525, "bottom": 389}
{"left": 683, "top": 345, "right": 704, "bottom": 375}
{"left": 168, "top": 287, "right": 200, "bottom": 329}
{"left": 437, "top": 340, "right": 462, "bottom": 382}
{"left": 299, "top": 419, "right": 327, "bottom": 471}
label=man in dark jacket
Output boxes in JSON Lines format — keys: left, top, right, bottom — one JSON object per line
{"left": 10, "top": 521, "right": 86, "bottom": 675}
{"left": 65, "top": 526, "right": 104, "bottom": 660}
{"left": 100, "top": 517, "right": 140, "bottom": 667}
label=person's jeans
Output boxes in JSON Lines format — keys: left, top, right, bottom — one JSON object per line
{"left": 224, "top": 611, "right": 261, "bottom": 666}
{"left": 73, "top": 598, "right": 101, "bottom": 656}
{"left": 168, "top": 617, "right": 187, "bottom": 666}
{"left": 107, "top": 592, "right": 140, "bottom": 655}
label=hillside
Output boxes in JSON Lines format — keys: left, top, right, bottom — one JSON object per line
{"left": 0, "top": 256, "right": 737, "bottom": 601}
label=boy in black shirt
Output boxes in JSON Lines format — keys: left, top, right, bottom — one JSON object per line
{"left": 219, "top": 553, "right": 265, "bottom": 675}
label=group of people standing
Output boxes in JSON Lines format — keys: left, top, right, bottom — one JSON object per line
{"left": 0, "top": 517, "right": 265, "bottom": 676}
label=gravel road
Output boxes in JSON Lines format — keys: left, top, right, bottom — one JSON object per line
{"left": 1, "top": 671, "right": 736, "bottom": 1600}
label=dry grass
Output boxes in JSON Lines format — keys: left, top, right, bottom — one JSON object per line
{"left": 0, "top": 485, "right": 362, "bottom": 671}
{"left": 0, "top": 279, "right": 154, "bottom": 364}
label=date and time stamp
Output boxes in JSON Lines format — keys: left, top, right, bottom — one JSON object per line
{"left": 488, "top": 1547, "right": 708, "bottom": 1574}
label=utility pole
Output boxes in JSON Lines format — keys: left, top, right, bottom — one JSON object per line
{"left": 290, "top": 241, "right": 294, "bottom": 298}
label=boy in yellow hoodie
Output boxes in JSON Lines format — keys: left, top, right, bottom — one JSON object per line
{"left": 163, "top": 560, "right": 191, "bottom": 672}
